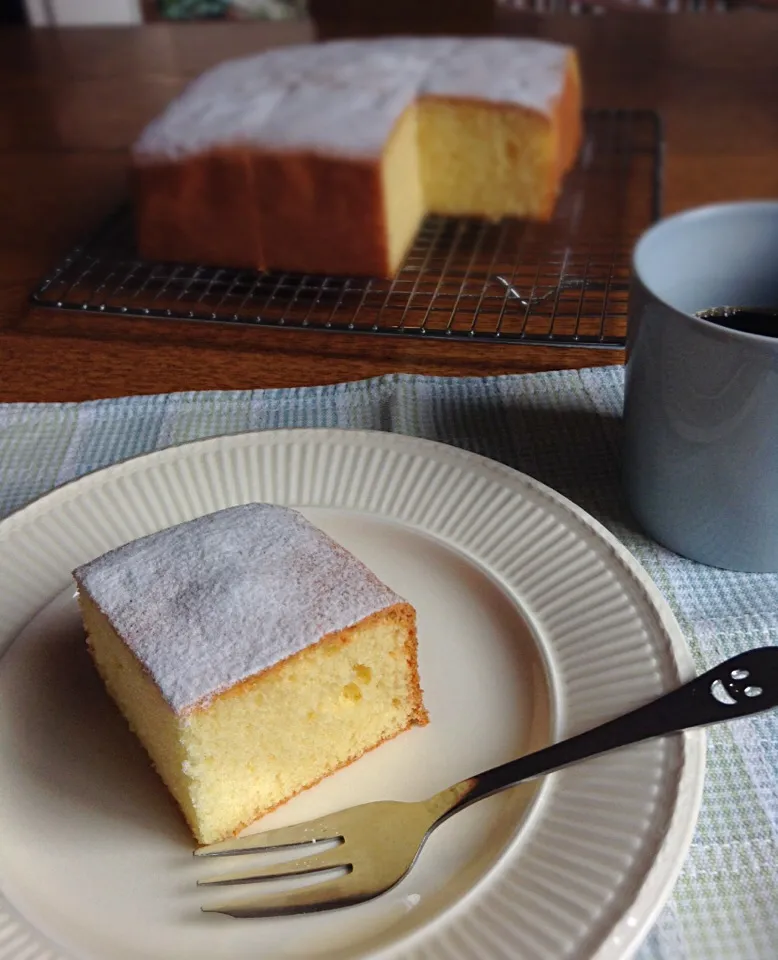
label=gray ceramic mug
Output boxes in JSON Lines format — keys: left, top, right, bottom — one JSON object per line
{"left": 624, "top": 201, "right": 778, "bottom": 572}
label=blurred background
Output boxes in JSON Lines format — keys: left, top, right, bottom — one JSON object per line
{"left": 13, "top": 0, "right": 778, "bottom": 26}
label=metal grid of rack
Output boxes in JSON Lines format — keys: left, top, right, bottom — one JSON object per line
{"left": 31, "top": 109, "right": 662, "bottom": 348}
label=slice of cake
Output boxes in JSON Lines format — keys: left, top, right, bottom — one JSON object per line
{"left": 133, "top": 36, "right": 582, "bottom": 277}
{"left": 73, "top": 504, "right": 427, "bottom": 845}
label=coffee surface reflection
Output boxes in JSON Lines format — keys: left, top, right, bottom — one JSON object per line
{"left": 694, "top": 305, "right": 778, "bottom": 338}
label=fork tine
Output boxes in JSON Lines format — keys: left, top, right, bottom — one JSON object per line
{"left": 202, "top": 874, "right": 372, "bottom": 919}
{"left": 194, "top": 815, "right": 343, "bottom": 858}
{"left": 198, "top": 845, "right": 350, "bottom": 887}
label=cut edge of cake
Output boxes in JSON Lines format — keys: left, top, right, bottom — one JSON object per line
{"left": 73, "top": 505, "right": 429, "bottom": 845}
{"left": 78, "top": 591, "right": 427, "bottom": 844}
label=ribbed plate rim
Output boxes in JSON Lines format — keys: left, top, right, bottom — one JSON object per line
{"left": 0, "top": 428, "right": 705, "bottom": 960}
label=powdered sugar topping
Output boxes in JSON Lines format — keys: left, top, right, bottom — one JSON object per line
{"left": 133, "top": 37, "right": 573, "bottom": 162}
{"left": 74, "top": 504, "right": 404, "bottom": 714}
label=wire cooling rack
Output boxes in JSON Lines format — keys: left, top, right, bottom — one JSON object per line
{"left": 32, "top": 109, "right": 662, "bottom": 348}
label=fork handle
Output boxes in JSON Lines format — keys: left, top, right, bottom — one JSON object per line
{"left": 442, "top": 647, "right": 778, "bottom": 819}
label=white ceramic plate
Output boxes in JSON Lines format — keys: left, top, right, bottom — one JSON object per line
{"left": 0, "top": 429, "right": 704, "bottom": 960}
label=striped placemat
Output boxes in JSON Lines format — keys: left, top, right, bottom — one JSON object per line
{"left": 1, "top": 365, "right": 775, "bottom": 960}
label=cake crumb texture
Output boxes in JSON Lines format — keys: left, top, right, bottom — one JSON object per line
{"left": 74, "top": 504, "right": 427, "bottom": 844}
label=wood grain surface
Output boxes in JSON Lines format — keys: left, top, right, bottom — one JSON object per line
{"left": 1, "top": 11, "right": 777, "bottom": 401}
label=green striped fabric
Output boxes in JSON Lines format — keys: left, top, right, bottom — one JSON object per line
{"left": 0, "top": 366, "right": 775, "bottom": 959}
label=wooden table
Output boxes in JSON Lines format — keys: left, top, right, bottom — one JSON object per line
{"left": 1, "top": 12, "right": 777, "bottom": 402}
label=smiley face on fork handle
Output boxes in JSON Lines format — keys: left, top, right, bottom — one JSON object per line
{"left": 195, "top": 647, "right": 778, "bottom": 919}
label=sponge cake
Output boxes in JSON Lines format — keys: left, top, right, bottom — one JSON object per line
{"left": 73, "top": 504, "right": 427, "bottom": 845}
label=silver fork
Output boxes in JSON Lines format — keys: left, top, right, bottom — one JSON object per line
{"left": 196, "top": 647, "right": 778, "bottom": 918}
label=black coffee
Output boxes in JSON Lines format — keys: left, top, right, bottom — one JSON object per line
{"left": 694, "top": 305, "right": 778, "bottom": 338}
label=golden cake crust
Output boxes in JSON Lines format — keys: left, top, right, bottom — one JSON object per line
{"left": 134, "top": 151, "right": 264, "bottom": 269}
